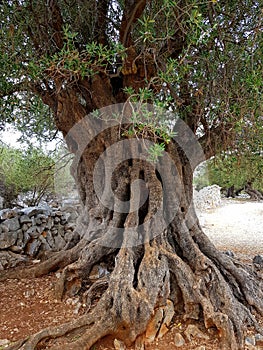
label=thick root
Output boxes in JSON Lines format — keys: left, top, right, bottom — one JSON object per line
{"left": 4, "top": 224, "right": 263, "bottom": 350}
{"left": 6, "top": 312, "right": 101, "bottom": 350}
{"left": 0, "top": 239, "right": 86, "bottom": 282}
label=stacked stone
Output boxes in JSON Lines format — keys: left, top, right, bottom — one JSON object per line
{"left": 194, "top": 185, "right": 222, "bottom": 211}
{"left": 0, "top": 205, "right": 79, "bottom": 270}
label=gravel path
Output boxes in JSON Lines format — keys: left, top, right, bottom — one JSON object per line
{"left": 197, "top": 199, "right": 263, "bottom": 255}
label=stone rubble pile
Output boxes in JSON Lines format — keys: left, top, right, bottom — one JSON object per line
{"left": 194, "top": 184, "right": 222, "bottom": 211}
{"left": 0, "top": 204, "right": 80, "bottom": 270}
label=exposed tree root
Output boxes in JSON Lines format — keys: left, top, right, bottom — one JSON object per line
{"left": 0, "top": 239, "right": 86, "bottom": 282}
{"left": 6, "top": 311, "right": 104, "bottom": 350}
{"left": 2, "top": 149, "right": 263, "bottom": 350}
{"left": 4, "top": 216, "right": 263, "bottom": 350}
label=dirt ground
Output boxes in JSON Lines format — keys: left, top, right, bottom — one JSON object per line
{"left": 0, "top": 270, "right": 221, "bottom": 349}
{"left": 199, "top": 198, "right": 263, "bottom": 255}
{"left": 0, "top": 199, "right": 263, "bottom": 350}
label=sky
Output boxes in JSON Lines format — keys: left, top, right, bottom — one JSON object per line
{"left": 0, "top": 126, "right": 21, "bottom": 147}
{"left": 0, "top": 126, "right": 59, "bottom": 151}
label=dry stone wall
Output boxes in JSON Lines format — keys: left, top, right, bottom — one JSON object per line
{"left": 0, "top": 185, "right": 222, "bottom": 270}
{"left": 193, "top": 185, "right": 222, "bottom": 211}
{"left": 0, "top": 204, "right": 80, "bottom": 270}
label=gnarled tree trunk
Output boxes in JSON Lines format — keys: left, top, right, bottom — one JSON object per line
{"left": 3, "top": 102, "right": 263, "bottom": 350}
{"left": 245, "top": 182, "right": 263, "bottom": 201}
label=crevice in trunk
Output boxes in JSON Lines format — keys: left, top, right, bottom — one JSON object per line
{"left": 2, "top": 132, "right": 263, "bottom": 350}
{"left": 138, "top": 169, "right": 149, "bottom": 225}
{"left": 155, "top": 168, "right": 163, "bottom": 187}
{"left": 133, "top": 245, "right": 145, "bottom": 289}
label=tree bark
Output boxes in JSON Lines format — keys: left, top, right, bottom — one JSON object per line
{"left": 245, "top": 182, "right": 263, "bottom": 201}
{"left": 3, "top": 104, "right": 263, "bottom": 350}
{"left": 226, "top": 185, "right": 235, "bottom": 198}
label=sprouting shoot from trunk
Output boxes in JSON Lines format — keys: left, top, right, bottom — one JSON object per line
{"left": 0, "top": 1, "right": 262, "bottom": 349}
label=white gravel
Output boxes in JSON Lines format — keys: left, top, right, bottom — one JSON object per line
{"left": 197, "top": 199, "right": 263, "bottom": 255}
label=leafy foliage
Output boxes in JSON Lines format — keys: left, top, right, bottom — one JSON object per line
{"left": 208, "top": 153, "right": 263, "bottom": 192}
{"left": 0, "top": 3, "right": 262, "bottom": 349}
{"left": 0, "top": 1, "right": 262, "bottom": 159}
{"left": 0, "top": 145, "right": 55, "bottom": 206}
{"left": 195, "top": 115, "right": 263, "bottom": 192}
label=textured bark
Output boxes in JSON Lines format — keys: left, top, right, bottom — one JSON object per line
{"left": 245, "top": 182, "right": 263, "bottom": 201}
{"left": 2, "top": 1, "right": 262, "bottom": 348}
{"left": 226, "top": 185, "right": 236, "bottom": 198}
{"left": 3, "top": 122, "right": 263, "bottom": 350}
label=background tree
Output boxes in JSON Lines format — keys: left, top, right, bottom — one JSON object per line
{"left": 0, "top": 1, "right": 262, "bottom": 350}
{"left": 0, "top": 144, "right": 56, "bottom": 207}
{"left": 194, "top": 116, "right": 263, "bottom": 198}
{"left": 207, "top": 154, "right": 263, "bottom": 199}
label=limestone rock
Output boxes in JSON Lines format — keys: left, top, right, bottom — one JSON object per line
{"left": 0, "top": 202, "right": 78, "bottom": 269}
{"left": 25, "top": 239, "right": 41, "bottom": 257}
{"left": 0, "top": 339, "right": 10, "bottom": 346}
{"left": 224, "top": 250, "right": 235, "bottom": 258}
{"left": 135, "top": 335, "right": 145, "bottom": 350}
{"left": 245, "top": 336, "right": 256, "bottom": 346}
{"left": 64, "top": 222, "right": 76, "bottom": 231}
{"left": 0, "top": 223, "right": 8, "bottom": 233}
{"left": 54, "top": 216, "right": 61, "bottom": 224}
{"left": 174, "top": 332, "right": 186, "bottom": 347}
{"left": 64, "top": 231, "right": 74, "bottom": 242}
{"left": 20, "top": 214, "right": 32, "bottom": 224}
{"left": 253, "top": 255, "right": 263, "bottom": 269}
{"left": 194, "top": 184, "right": 221, "bottom": 211}
{"left": 145, "top": 300, "right": 175, "bottom": 343}
{"left": 23, "top": 231, "right": 31, "bottom": 246}
{"left": 157, "top": 299, "right": 174, "bottom": 339}
{"left": 36, "top": 225, "right": 45, "bottom": 234}
{"left": 26, "top": 226, "right": 41, "bottom": 239}
{"left": 21, "top": 206, "right": 51, "bottom": 217}
{"left": 54, "top": 234, "right": 66, "bottom": 250}
{"left": 16, "top": 229, "right": 25, "bottom": 248}
{"left": 57, "top": 224, "right": 65, "bottom": 237}
{"left": 145, "top": 308, "right": 164, "bottom": 343}
{"left": 45, "top": 217, "right": 53, "bottom": 230}
{"left": 0, "top": 251, "right": 28, "bottom": 269}
{"left": 37, "top": 214, "right": 48, "bottom": 222}
{"left": 255, "top": 333, "right": 263, "bottom": 346}
{"left": 0, "top": 229, "right": 17, "bottom": 249}
{"left": 4, "top": 217, "right": 20, "bottom": 231}
{"left": 184, "top": 324, "right": 209, "bottom": 342}
{"left": 21, "top": 207, "right": 40, "bottom": 217}
{"left": 0, "top": 208, "right": 18, "bottom": 220}
{"left": 21, "top": 223, "right": 29, "bottom": 231}
{"left": 113, "top": 339, "right": 126, "bottom": 350}
{"left": 9, "top": 245, "right": 23, "bottom": 253}
{"left": 45, "top": 230, "right": 55, "bottom": 247}
{"left": 38, "top": 235, "right": 52, "bottom": 252}
{"left": 35, "top": 216, "right": 43, "bottom": 225}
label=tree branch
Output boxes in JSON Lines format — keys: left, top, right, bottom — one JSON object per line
{"left": 0, "top": 78, "right": 57, "bottom": 118}
{"left": 33, "top": 82, "right": 57, "bottom": 112}
{"left": 95, "top": 0, "right": 110, "bottom": 45}
{"left": 0, "top": 82, "right": 29, "bottom": 99}
{"left": 120, "top": 0, "right": 146, "bottom": 47}
{"left": 46, "top": 0, "right": 64, "bottom": 50}
{"left": 198, "top": 123, "right": 234, "bottom": 161}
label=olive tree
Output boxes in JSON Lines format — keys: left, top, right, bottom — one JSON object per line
{"left": 0, "top": 1, "right": 262, "bottom": 349}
